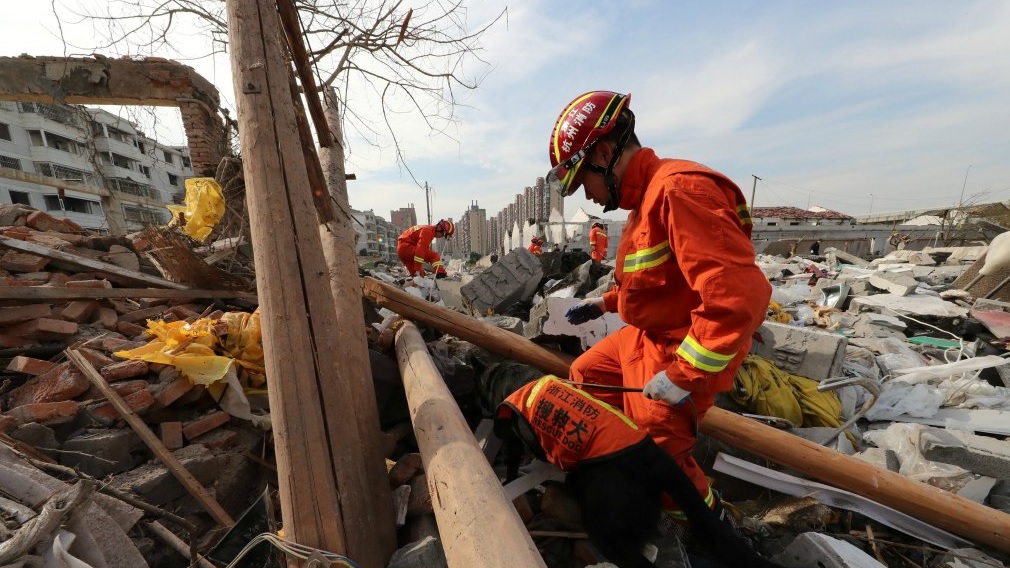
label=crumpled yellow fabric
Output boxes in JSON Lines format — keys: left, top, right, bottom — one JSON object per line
{"left": 731, "top": 354, "right": 856, "bottom": 444}
{"left": 167, "top": 177, "right": 225, "bottom": 243}
{"left": 113, "top": 310, "right": 266, "bottom": 388}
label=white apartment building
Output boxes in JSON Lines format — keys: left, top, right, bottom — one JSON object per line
{"left": 0, "top": 101, "right": 193, "bottom": 234}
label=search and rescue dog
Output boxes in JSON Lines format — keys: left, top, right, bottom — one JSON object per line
{"left": 495, "top": 376, "right": 783, "bottom": 568}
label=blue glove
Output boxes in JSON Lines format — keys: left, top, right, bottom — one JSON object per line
{"left": 642, "top": 371, "right": 691, "bottom": 406}
{"left": 565, "top": 297, "right": 606, "bottom": 325}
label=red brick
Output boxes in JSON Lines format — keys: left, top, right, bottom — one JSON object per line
{"left": 107, "top": 299, "right": 139, "bottom": 314}
{"left": 119, "top": 306, "right": 169, "bottom": 324}
{"left": 101, "top": 359, "right": 150, "bottom": 382}
{"left": 61, "top": 300, "right": 99, "bottom": 323}
{"left": 182, "top": 411, "right": 230, "bottom": 440}
{"left": 1, "top": 227, "right": 30, "bottom": 240}
{"left": 82, "top": 378, "right": 149, "bottom": 401}
{"left": 0, "top": 278, "right": 45, "bottom": 287}
{"left": 168, "top": 305, "right": 202, "bottom": 321}
{"left": 25, "top": 210, "right": 67, "bottom": 233}
{"left": 130, "top": 236, "right": 151, "bottom": 251}
{"left": 89, "top": 388, "right": 155, "bottom": 422}
{"left": 94, "top": 307, "right": 119, "bottom": 330}
{"left": 6, "top": 364, "right": 90, "bottom": 408}
{"left": 76, "top": 347, "right": 116, "bottom": 370}
{"left": 0, "top": 251, "right": 50, "bottom": 273}
{"left": 5, "top": 400, "right": 80, "bottom": 425}
{"left": 0, "top": 303, "right": 52, "bottom": 325}
{"left": 99, "top": 337, "right": 141, "bottom": 353}
{"left": 161, "top": 421, "right": 184, "bottom": 450}
{"left": 4, "top": 318, "right": 78, "bottom": 340}
{"left": 47, "top": 273, "right": 71, "bottom": 287}
{"left": 12, "top": 272, "right": 51, "bottom": 283}
{"left": 192, "top": 428, "right": 239, "bottom": 450}
{"left": 0, "top": 415, "right": 17, "bottom": 433}
{"left": 116, "top": 321, "right": 147, "bottom": 338}
{"left": 59, "top": 218, "right": 84, "bottom": 233}
{"left": 5, "top": 356, "right": 58, "bottom": 376}
{"left": 0, "top": 334, "right": 32, "bottom": 348}
{"left": 154, "top": 377, "right": 195, "bottom": 408}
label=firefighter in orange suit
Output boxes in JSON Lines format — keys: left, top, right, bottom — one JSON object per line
{"left": 528, "top": 236, "right": 543, "bottom": 256}
{"left": 545, "top": 91, "right": 771, "bottom": 520}
{"left": 589, "top": 222, "right": 608, "bottom": 262}
{"left": 396, "top": 219, "right": 454, "bottom": 277}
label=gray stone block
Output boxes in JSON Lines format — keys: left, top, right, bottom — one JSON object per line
{"left": 772, "top": 532, "right": 885, "bottom": 568}
{"left": 387, "top": 536, "right": 448, "bottom": 568}
{"left": 61, "top": 428, "right": 144, "bottom": 477}
{"left": 919, "top": 427, "right": 1010, "bottom": 479}
{"left": 751, "top": 321, "right": 848, "bottom": 381}
{"left": 461, "top": 248, "right": 543, "bottom": 316}
{"left": 868, "top": 271, "right": 918, "bottom": 296}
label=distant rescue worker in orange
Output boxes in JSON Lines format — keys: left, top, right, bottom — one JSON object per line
{"left": 396, "top": 219, "right": 454, "bottom": 278}
{"left": 528, "top": 236, "right": 544, "bottom": 256}
{"left": 546, "top": 90, "right": 771, "bottom": 523}
{"left": 589, "top": 221, "right": 608, "bottom": 262}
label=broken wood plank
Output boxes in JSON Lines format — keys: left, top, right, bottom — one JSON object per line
{"left": 0, "top": 236, "right": 186, "bottom": 289}
{"left": 0, "top": 287, "right": 256, "bottom": 301}
{"left": 65, "top": 349, "right": 234, "bottom": 528}
{"left": 394, "top": 320, "right": 546, "bottom": 568}
{"left": 370, "top": 277, "right": 1010, "bottom": 554}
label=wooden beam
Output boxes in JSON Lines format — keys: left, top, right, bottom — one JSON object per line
{"left": 0, "top": 287, "right": 257, "bottom": 301}
{"left": 394, "top": 321, "right": 546, "bottom": 568}
{"left": 0, "top": 236, "right": 186, "bottom": 289}
{"left": 65, "top": 349, "right": 234, "bottom": 527}
{"left": 364, "top": 275, "right": 1010, "bottom": 554}
{"left": 227, "top": 1, "right": 392, "bottom": 565}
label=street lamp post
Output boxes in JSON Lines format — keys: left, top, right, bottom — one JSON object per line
{"left": 868, "top": 194, "right": 874, "bottom": 217}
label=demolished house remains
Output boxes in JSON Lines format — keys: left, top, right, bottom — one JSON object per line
{"left": 5, "top": 5, "right": 1010, "bottom": 568}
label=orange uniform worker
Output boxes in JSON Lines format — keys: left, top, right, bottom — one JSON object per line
{"left": 546, "top": 91, "right": 771, "bottom": 519}
{"left": 528, "top": 236, "right": 543, "bottom": 256}
{"left": 589, "top": 222, "right": 608, "bottom": 262}
{"left": 396, "top": 219, "right": 454, "bottom": 277}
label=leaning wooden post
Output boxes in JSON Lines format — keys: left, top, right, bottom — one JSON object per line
{"left": 363, "top": 276, "right": 1010, "bottom": 554}
{"left": 227, "top": 1, "right": 391, "bottom": 566}
{"left": 394, "top": 320, "right": 547, "bottom": 568}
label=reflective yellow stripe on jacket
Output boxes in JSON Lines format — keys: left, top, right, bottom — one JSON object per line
{"left": 623, "top": 240, "right": 672, "bottom": 272}
{"left": 676, "top": 335, "right": 735, "bottom": 373}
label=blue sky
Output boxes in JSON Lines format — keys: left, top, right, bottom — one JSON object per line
{"left": 5, "top": 1, "right": 1009, "bottom": 224}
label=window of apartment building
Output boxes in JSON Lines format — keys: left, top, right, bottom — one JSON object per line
{"left": 141, "top": 165, "right": 152, "bottom": 179}
{"left": 27, "top": 130, "right": 82, "bottom": 155}
{"left": 34, "top": 163, "right": 98, "bottom": 186}
{"left": 162, "top": 150, "right": 175, "bottom": 165}
{"left": 167, "top": 173, "right": 179, "bottom": 186}
{"left": 0, "top": 154, "right": 22, "bottom": 170}
{"left": 0, "top": 123, "right": 11, "bottom": 142}
{"left": 181, "top": 156, "right": 191, "bottom": 169}
{"left": 137, "top": 141, "right": 148, "bottom": 154}
{"left": 7, "top": 191, "right": 31, "bottom": 206}
{"left": 123, "top": 204, "right": 167, "bottom": 225}
{"left": 43, "top": 195, "right": 101, "bottom": 215}
{"left": 108, "top": 177, "right": 159, "bottom": 199}
{"left": 17, "top": 103, "right": 83, "bottom": 127}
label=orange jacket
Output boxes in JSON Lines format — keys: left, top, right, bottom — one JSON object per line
{"left": 589, "top": 226, "right": 608, "bottom": 260}
{"left": 397, "top": 224, "right": 443, "bottom": 267}
{"left": 496, "top": 376, "right": 647, "bottom": 470}
{"left": 602, "top": 148, "right": 771, "bottom": 394}
{"left": 528, "top": 243, "right": 542, "bottom": 256}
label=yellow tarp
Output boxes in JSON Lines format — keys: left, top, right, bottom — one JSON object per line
{"left": 167, "top": 177, "right": 225, "bottom": 242}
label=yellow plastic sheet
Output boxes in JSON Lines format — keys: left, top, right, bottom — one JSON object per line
{"left": 114, "top": 310, "right": 265, "bottom": 388}
{"left": 167, "top": 177, "right": 225, "bottom": 242}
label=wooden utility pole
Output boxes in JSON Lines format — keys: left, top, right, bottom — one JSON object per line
{"left": 226, "top": 2, "right": 392, "bottom": 566}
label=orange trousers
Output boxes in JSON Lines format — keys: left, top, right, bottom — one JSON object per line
{"left": 396, "top": 243, "right": 423, "bottom": 277}
{"left": 569, "top": 325, "right": 716, "bottom": 515}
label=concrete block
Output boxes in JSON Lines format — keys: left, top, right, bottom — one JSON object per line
{"left": 868, "top": 271, "right": 918, "bottom": 296}
{"left": 110, "top": 444, "right": 223, "bottom": 505}
{"left": 434, "top": 278, "right": 463, "bottom": 309}
{"left": 524, "top": 296, "right": 626, "bottom": 350}
{"left": 61, "top": 428, "right": 143, "bottom": 477}
{"left": 387, "top": 536, "right": 448, "bottom": 568}
{"left": 772, "top": 532, "right": 885, "bottom": 568}
{"left": 919, "top": 427, "right": 1010, "bottom": 479}
{"left": 461, "top": 248, "right": 543, "bottom": 316}
{"left": 751, "top": 321, "right": 847, "bottom": 381}
{"left": 479, "top": 314, "right": 525, "bottom": 335}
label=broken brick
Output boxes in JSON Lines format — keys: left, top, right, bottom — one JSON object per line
{"left": 0, "top": 303, "right": 52, "bottom": 325}
{"left": 5, "top": 400, "right": 80, "bottom": 426}
{"left": 6, "top": 364, "right": 90, "bottom": 408}
{"left": 61, "top": 300, "right": 100, "bottom": 323}
{"left": 161, "top": 421, "right": 184, "bottom": 450}
{"left": 5, "top": 356, "right": 58, "bottom": 376}
{"left": 116, "top": 321, "right": 147, "bottom": 338}
{"left": 76, "top": 347, "right": 117, "bottom": 370}
{"left": 25, "top": 210, "right": 68, "bottom": 233}
{"left": 89, "top": 388, "right": 155, "bottom": 423}
{"left": 119, "top": 306, "right": 169, "bottom": 324}
{"left": 101, "top": 360, "right": 150, "bottom": 382}
{"left": 192, "top": 428, "right": 239, "bottom": 450}
{"left": 0, "top": 250, "right": 50, "bottom": 273}
{"left": 3, "top": 318, "right": 78, "bottom": 340}
{"left": 182, "top": 411, "right": 230, "bottom": 440}
{"left": 82, "top": 379, "right": 150, "bottom": 402}
{"left": 0, "top": 415, "right": 17, "bottom": 434}
{"left": 94, "top": 307, "right": 119, "bottom": 330}
{"left": 0, "top": 334, "right": 33, "bottom": 348}
{"left": 65, "top": 279, "right": 113, "bottom": 289}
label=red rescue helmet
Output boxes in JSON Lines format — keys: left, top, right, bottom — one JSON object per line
{"left": 436, "top": 219, "right": 455, "bottom": 237}
{"left": 592, "top": 222, "right": 604, "bottom": 229}
{"left": 546, "top": 91, "right": 632, "bottom": 198}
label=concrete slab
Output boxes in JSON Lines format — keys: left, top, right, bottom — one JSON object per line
{"left": 772, "top": 532, "right": 886, "bottom": 568}
{"left": 461, "top": 248, "right": 543, "bottom": 316}
{"left": 525, "top": 296, "right": 626, "bottom": 350}
{"left": 751, "top": 321, "right": 848, "bottom": 381}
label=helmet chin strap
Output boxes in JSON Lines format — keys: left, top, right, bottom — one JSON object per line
{"left": 601, "top": 110, "right": 636, "bottom": 213}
